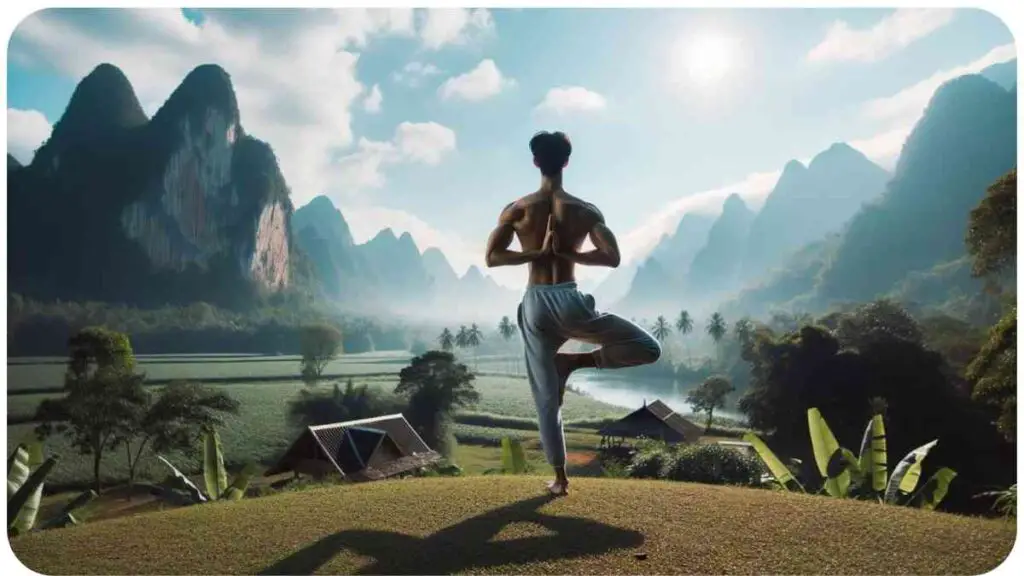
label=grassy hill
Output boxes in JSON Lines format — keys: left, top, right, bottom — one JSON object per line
{"left": 9, "top": 477, "right": 1014, "bottom": 575}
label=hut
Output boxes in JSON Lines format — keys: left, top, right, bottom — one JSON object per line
{"left": 598, "top": 399, "right": 704, "bottom": 452}
{"left": 266, "top": 414, "right": 441, "bottom": 482}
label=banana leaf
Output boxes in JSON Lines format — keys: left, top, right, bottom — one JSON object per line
{"left": 7, "top": 445, "right": 31, "bottom": 500}
{"left": 203, "top": 428, "right": 228, "bottom": 501}
{"left": 222, "top": 464, "right": 258, "bottom": 501}
{"left": 858, "top": 414, "right": 888, "bottom": 493}
{"left": 38, "top": 489, "right": 98, "bottom": 531}
{"left": 885, "top": 439, "right": 938, "bottom": 504}
{"left": 742, "top": 432, "right": 804, "bottom": 492}
{"left": 500, "top": 437, "right": 527, "bottom": 474}
{"left": 910, "top": 468, "right": 957, "bottom": 510}
{"left": 807, "top": 408, "right": 851, "bottom": 498}
{"left": 8, "top": 456, "right": 58, "bottom": 533}
{"left": 156, "top": 455, "right": 207, "bottom": 503}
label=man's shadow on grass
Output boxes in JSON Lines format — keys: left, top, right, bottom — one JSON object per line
{"left": 259, "top": 494, "right": 645, "bottom": 575}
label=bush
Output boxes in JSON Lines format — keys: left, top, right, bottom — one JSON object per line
{"left": 626, "top": 441, "right": 765, "bottom": 486}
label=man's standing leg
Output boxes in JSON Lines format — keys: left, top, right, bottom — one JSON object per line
{"left": 517, "top": 300, "right": 570, "bottom": 494}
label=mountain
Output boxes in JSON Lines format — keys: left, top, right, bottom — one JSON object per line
{"left": 980, "top": 59, "right": 1017, "bottom": 91}
{"left": 685, "top": 194, "right": 755, "bottom": 296}
{"left": 614, "top": 257, "right": 684, "bottom": 318}
{"left": 8, "top": 63, "right": 300, "bottom": 308}
{"left": 649, "top": 212, "right": 716, "bottom": 276}
{"left": 741, "top": 145, "right": 889, "bottom": 281}
{"left": 814, "top": 74, "right": 1016, "bottom": 303}
{"left": 8, "top": 153, "right": 23, "bottom": 171}
{"left": 422, "top": 247, "right": 460, "bottom": 289}
{"left": 292, "top": 195, "right": 365, "bottom": 298}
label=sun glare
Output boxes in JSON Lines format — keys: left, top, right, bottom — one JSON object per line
{"left": 678, "top": 32, "right": 738, "bottom": 88}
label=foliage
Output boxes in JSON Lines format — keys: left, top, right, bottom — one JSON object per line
{"left": 8, "top": 442, "right": 96, "bottom": 537}
{"left": 675, "top": 311, "right": 693, "bottom": 335}
{"left": 483, "top": 437, "right": 531, "bottom": 475}
{"left": 967, "top": 306, "right": 1016, "bottom": 441}
{"left": 299, "top": 323, "right": 343, "bottom": 385}
{"left": 34, "top": 327, "right": 149, "bottom": 493}
{"left": 395, "top": 351, "right": 479, "bottom": 457}
{"left": 706, "top": 313, "right": 727, "bottom": 343}
{"left": 651, "top": 316, "right": 672, "bottom": 342}
{"left": 154, "top": 427, "right": 257, "bottom": 505}
{"left": 438, "top": 328, "right": 455, "bottom": 352}
{"left": 975, "top": 484, "right": 1016, "bottom": 519}
{"left": 966, "top": 168, "right": 1016, "bottom": 278}
{"left": 287, "top": 379, "right": 406, "bottom": 429}
{"left": 686, "top": 376, "right": 735, "bottom": 432}
{"left": 625, "top": 440, "right": 764, "bottom": 487}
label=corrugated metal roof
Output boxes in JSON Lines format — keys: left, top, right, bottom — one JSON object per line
{"left": 599, "top": 398, "right": 703, "bottom": 442}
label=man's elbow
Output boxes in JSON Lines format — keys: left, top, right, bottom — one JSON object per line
{"left": 607, "top": 251, "right": 621, "bottom": 268}
{"left": 485, "top": 252, "right": 499, "bottom": 268}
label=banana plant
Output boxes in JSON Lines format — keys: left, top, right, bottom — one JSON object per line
{"left": 484, "top": 437, "right": 530, "bottom": 475}
{"left": 745, "top": 408, "right": 957, "bottom": 509}
{"left": 155, "top": 427, "right": 256, "bottom": 505}
{"left": 8, "top": 442, "right": 97, "bottom": 537}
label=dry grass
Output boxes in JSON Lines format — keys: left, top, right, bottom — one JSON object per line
{"left": 9, "top": 476, "right": 1015, "bottom": 575}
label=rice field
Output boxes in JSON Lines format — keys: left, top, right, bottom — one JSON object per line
{"left": 5, "top": 352, "right": 626, "bottom": 487}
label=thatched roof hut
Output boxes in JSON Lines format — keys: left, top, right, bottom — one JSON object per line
{"left": 598, "top": 399, "right": 703, "bottom": 445}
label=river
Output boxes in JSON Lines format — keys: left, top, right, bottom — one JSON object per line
{"left": 568, "top": 370, "right": 746, "bottom": 423}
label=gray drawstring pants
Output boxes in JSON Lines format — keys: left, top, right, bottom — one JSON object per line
{"left": 516, "top": 281, "right": 662, "bottom": 467}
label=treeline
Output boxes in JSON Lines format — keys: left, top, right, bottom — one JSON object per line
{"left": 7, "top": 295, "right": 425, "bottom": 356}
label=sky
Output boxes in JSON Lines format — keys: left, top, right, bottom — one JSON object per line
{"left": 5, "top": 8, "right": 1017, "bottom": 290}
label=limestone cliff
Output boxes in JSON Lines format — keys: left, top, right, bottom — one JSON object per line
{"left": 8, "top": 63, "right": 298, "bottom": 306}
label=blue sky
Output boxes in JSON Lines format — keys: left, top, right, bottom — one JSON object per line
{"left": 5, "top": 8, "right": 1016, "bottom": 289}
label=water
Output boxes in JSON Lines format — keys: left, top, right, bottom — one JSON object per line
{"left": 569, "top": 370, "right": 746, "bottom": 423}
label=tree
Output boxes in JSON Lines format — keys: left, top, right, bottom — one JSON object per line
{"left": 733, "top": 318, "right": 754, "bottom": 348}
{"left": 966, "top": 168, "right": 1016, "bottom": 279}
{"left": 498, "top": 316, "right": 517, "bottom": 374}
{"left": 455, "top": 326, "right": 469, "bottom": 353}
{"left": 967, "top": 306, "right": 1016, "bottom": 442}
{"left": 438, "top": 328, "right": 455, "bottom": 352}
{"left": 299, "top": 323, "right": 343, "bottom": 386}
{"left": 34, "top": 327, "right": 148, "bottom": 494}
{"left": 395, "top": 351, "right": 479, "bottom": 458}
{"left": 122, "top": 381, "right": 240, "bottom": 494}
{"left": 676, "top": 310, "right": 694, "bottom": 365}
{"left": 706, "top": 313, "right": 727, "bottom": 363}
{"left": 467, "top": 324, "right": 484, "bottom": 370}
{"left": 686, "top": 376, "right": 735, "bottom": 432}
{"left": 651, "top": 316, "right": 672, "bottom": 362}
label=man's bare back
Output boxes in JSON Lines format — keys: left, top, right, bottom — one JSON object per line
{"left": 485, "top": 188, "right": 621, "bottom": 284}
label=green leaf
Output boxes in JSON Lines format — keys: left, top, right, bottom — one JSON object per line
{"left": 807, "top": 408, "right": 851, "bottom": 498}
{"left": 885, "top": 439, "right": 938, "bottom": 504}
{"left": 500, "top": 437, "right": 528, "bottom": 474}
{"left": 222, "top": 464, "right": 258, "bottom": 501}
{"left": 9, "top": 456, "right": 58, "bottom": 533}
{"left": 858, "top": 414, "right": 888, "bottom": 493}
{"left": 39, "top": 490, "right": 98, "bottom": 530}
{"left": 911, "top": 468, "right": 957, "bottom": 510}
{"left": 156, "top": 455, "right": 207, "bottom": 503}
{"left": 203, "top": 427, "right": 228, "bottom": 501}
{"left": 7, "top": 445, "right": 31, "bottom": 500}
{"left": 742, "top": 432, "right": 804, "bottom": 492}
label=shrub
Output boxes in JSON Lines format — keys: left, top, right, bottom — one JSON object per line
{"left": 661, "top": 444, "right": 765, "bottom": 486}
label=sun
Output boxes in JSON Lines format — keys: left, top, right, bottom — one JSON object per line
{"left": 677, "top": 32, "right": 738, "bottom": 88}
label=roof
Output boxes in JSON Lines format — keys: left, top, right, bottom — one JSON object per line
{"left": 266, "top": 413, "right": 440, "bottom": 478}
{"left": 599, "top": 399, "right": 703, "bottom": 442}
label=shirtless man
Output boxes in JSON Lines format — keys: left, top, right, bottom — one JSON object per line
{"left": 484, "top": 131, "right": 662, "bottom": 496}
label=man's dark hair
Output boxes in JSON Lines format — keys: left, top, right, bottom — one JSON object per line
{"left": 529, "top": 131, "right": 572, "bottom": 177}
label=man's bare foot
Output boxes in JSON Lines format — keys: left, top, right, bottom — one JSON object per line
{"left": 554, "top": 354, "right": 574, "bottom": 407}
{"left": 546, "top": 479, "right": 569, "bottom": 497}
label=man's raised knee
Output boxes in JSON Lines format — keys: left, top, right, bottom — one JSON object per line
{"left": 640, "top": 336, "right": 662, "bottom": 365}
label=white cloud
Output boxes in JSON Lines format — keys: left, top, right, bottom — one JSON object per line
{"left": 861, "top": 43, "right": 1016, "bottom": 126}
{"left": 438, "top": 59, "right": 513, "bottom": 101}
{"left": 7, "top": 8, "right": 427, "bottom": 207}
{"left": 535, "top": 86, "right": 607, "bottom": 115}
{"left": 6, "top": 108, "right": 52, "bottom": 164}
{"left": 807, "top": 9, "right": 955, "bottom": 64}
{"left": 418, "top": 8, "right": 494, "bottom": 50}
{"left": 391, "top": 60, "right": 441, "bottom": 86}
{"left": 363, "top": 84, "right": 382, "bottom": 113}
{"left": 336, "top": 121, "right": 456, "bottom": 190}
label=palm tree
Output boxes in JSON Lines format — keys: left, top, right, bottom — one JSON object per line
{"left": 733, "top": 317, "right": 754, "bottom": 348}
{"left": 676, "top": 310, "right": 694, "bottom": 366}
{"left": 467, "top": 323, "right": 484, "bottom": 371}
{"left": 651, "top": 315, "right": 672, "bottom": 363}
{"left": 438, "top": 328, "right": 455, "bottom": 352}
{"left": 498, "top": 316, "right": 516, "bottom": 374}
{"left": 706, "top": 313, "right": 727, "bottom": 364}
{"left": 455, "top": 325, "right": 469, "bottom": 358}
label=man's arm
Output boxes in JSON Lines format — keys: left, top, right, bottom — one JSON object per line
{"left": 557, "top": 212, "right": 621, "bottom": 268}
{"left": 485, "top": 204, "right": 548, "bottom": 267}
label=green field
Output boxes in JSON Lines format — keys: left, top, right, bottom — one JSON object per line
{"left": 10, "top": 476, "right": 1015, "bottom": 575}
{"left": 6, "top": 352, "right": 625, "bottom": 487}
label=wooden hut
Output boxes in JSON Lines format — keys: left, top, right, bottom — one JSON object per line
{"left": 266, "top": 414, "right": 441, "bottom": 482}
{"left": 598, "top": 399, "right": 703, "bottom": 451}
